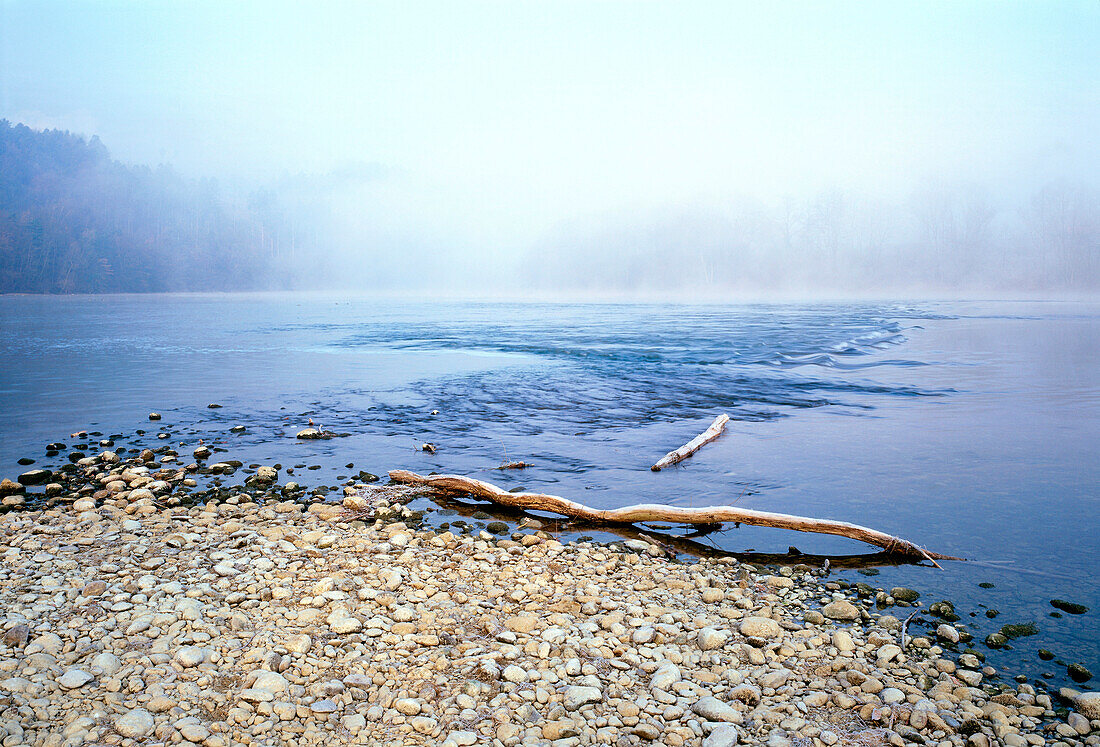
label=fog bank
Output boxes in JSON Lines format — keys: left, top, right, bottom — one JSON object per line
{"left": 2, "top": 2, "right": 1097, "bottom": 296}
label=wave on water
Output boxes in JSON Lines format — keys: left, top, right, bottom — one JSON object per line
{"left": 261, "top": 303, "right": 953, "bottom": 436}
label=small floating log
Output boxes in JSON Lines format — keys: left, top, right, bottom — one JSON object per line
{"left": 388, "top": 469, "right": 957, "bottom": 566}
{"left": 651, "top": 414, "right": 730, "bottom": 471}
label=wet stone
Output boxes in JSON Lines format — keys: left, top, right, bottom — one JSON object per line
{"left": 1068, "top": 663, "right": 1093, "bottom": 683}
{"left": 891, "top": 587, "right": 920, "bottom": 602}
{"left": 17, "top": 469, "right": 51, "bottom": 486}
{"left": 1051, "top": 599, "right": 1089, "bottom": 615}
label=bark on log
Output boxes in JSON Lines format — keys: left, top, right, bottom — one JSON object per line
{"left": 388, "top": 469, "right": 956, "bottom": 566}
{"left": 651, "top": 414, "right": 730, "bottom": 471}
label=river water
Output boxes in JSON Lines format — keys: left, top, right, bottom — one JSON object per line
{"left": 0, "top": 293, "right": 1097, "bottom": 689}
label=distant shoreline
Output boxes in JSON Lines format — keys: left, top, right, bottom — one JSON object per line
{"left": 3, "top": 289, "right": 1100, "bottom": 304}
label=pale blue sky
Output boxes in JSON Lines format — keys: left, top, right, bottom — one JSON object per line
{"left": 2, "top": 1, "right": 1097, "bottom": 261}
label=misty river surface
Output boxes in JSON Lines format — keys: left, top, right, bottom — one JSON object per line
{"left": 1, "top": 294, "right": 1098, "bottom": 689}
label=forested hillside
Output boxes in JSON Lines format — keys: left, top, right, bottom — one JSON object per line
{"left": 0, "top": 121, "right": 288, "bottom": 293}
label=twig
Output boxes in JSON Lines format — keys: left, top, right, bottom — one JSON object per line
{"left": 900, "top": 608, "right": 920, "bottom": 651}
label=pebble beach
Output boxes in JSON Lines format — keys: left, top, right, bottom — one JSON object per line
{"left": 1, "top": 443, "right": 1099, "bottom": 747}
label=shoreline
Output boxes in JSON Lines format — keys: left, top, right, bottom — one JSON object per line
{"left": 1, "top": 447, "right": 1098, "bottom": 746}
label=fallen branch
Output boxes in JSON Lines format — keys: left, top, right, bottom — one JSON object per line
{"left": 388, "top": 470, "right": 958, "bottom": 566}
{"left": 428, "top": 492, "right": 926, "bottom": 569}
{"left": 651, "top": 414, "right": 730, "bottom": 471}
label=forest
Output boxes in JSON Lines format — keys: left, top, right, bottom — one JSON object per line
{"left": 0, "top": 120, "right": 293, "bottom": 293}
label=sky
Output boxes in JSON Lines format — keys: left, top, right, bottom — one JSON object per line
{"left": 1, "top": 1, "right": 1097, "bottom": 291}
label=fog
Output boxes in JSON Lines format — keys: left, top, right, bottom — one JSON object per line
{"left": 2, "top": 1, "right": 1097, "bottom": 297}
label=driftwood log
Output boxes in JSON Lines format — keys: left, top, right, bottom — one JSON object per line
{"left": 427, "top": 491, "right": 929, "bottom": 569}
{"left": 388, "top": 470, "right": 956, "bottom": 565}
{"left": 652, "top": 414, "right": 729, "bottom": 471}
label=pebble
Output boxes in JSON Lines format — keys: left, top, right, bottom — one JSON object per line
{"left": 174, "top": 645, "right": 210, "bottom": 667}
{"left": 505, "top": 614, "right": 538, "bottom": 633}
{"left": 183, "top": 723, "right": 211, "bottom": 742}
{"left": 502, "top": 664, "right": 528, "bottom": 683}
{"left": 740, "top": 616, "right": 781, "bottom": 637}
{"left": 343, "top": 713, "right": 366, "bottom": 733}
{"left": 822, "top": 599, "right": 860, "bottom": 620}
{"left": 286, "top": 633, "right": 312, "bottom": 653}
{"left": 251, "top": 669, "right": 288, "bottom": 693}
{"left": 410, "top": 715, "right": 437, "bottom": 734}
{"left": 395, "top": 698, "right": 421, "bottom": 715}
{"left": 543, "top": 720, "right": 580, "bottom": 739}
{"left": 703, "top": 724, "right": 740, "bottom": 747}
{"left": 2, "top": 624, "right": 29, "bottom": 648}
{"left": 651, "top": 660, "right": 682, "bottom": 690}
{"left": 759, "top": 668, "right": 791, "bottom": 689}
{"left": 1075, "top": 691, "right": 1100, "bottom": 718}
{"left": 311, "top": 698, "right": 338, "bottom": 713}
{"left": 1068, "top": 711, "right": 1090, "bottom": 735}
{"left": 564, "top": 685, "right": 603, "bottom": 710}
{"left": 937, "top": 623, "right": 961, "bottom": 643}
{"left": 698, "top": 626, "right": 727, "bottom": 650}
{"left": 692, "top": 696, "right": 741, "bottom": 722}
{"left": 833, "top": 629, "right": 855, "bottom": 652}
{"left": 57, "top": 669, "right": 93, "bottom": 689}
{"left": 114, "top": 708, "right": 154, "bottom": 738}
{"left": 91, "top": 651, "right": 120, "bottom": 675}
{"left": 881, "top": 687, "right": 905, "bottom": 704}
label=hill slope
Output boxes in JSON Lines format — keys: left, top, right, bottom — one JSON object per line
{"left": 0, "top": 121, "right": 282, "bottom": 293}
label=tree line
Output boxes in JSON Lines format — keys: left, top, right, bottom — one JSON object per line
{"left": 0, "top": 120, "right": 296, "bottom": 294}
{"left": 525, "top": 184, "right": 1100, "bottom": 295}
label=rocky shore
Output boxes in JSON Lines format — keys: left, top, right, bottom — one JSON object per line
{"left": 1, "top": 446, "right": 1099, "bottom": 747}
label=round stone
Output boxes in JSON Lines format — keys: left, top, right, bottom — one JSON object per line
{"left": 564, "top": 685, "right": 603, "bottom": 711}
{"left": 502, "top": 664, "right": 528, "bottom": 683}
{"left": 58, "top": 669, "right": 93, "bottom": 689}
{"left": 739, "top": 616, "right": 781, "bottom": 637}
{"left": 114, "top": 708, "right": 154, "bottom": 739}
{"left": 881, "top": 687, "right": 905, "bottom": 704}
{"left": 395, "top": 698, "right": 421, "bottom": 716}
{"left": 822, "top": 600, "right": 860, "bottom": 621}
{"left": 174, "top": 646, "right": 210, "bottom": 668}
{"left": 697, "top": 626, "right": 727, "bottom": 651}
